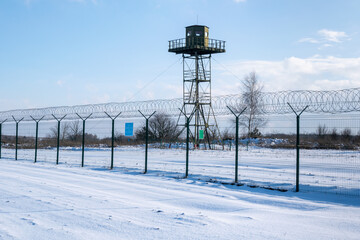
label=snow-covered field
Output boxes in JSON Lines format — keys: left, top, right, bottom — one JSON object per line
{"left": 1, "top": 147, "right": 360, "bottom": 239}
{"left": 1, "top": 146, "right": 359, "bottom": 195}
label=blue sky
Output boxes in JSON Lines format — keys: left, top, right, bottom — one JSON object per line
{"left": 0, "top": 0, "right": 359, "bottom": 111}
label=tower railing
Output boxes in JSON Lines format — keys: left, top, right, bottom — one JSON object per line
{"left": 169, "top": 38, "right": 226, "bottom": 51}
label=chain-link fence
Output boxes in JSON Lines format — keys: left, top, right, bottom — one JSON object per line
{"left": 0, "top": 109, "right": 359, "bottom": 197}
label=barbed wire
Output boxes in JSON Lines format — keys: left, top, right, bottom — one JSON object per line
{"left": 1, "top": 87, "right": 359, "bottom": 122}
{"left": 213, "top": 88, "right": 360, "bottom": 115}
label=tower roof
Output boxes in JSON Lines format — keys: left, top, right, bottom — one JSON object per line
{"left": 186, "top": 25, "right": 209, "bottom": 28}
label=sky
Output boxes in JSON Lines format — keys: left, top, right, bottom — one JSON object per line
{"left": 0, "top": 0, "right": 360, "bottom": 111}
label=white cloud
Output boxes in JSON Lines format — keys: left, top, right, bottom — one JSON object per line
{"left": 22, "top": 99, "right": 35, "bottom": 109}
{"left": 56, "top": 80, "right": 64, "bottom": 87}
{"left": 318, "top": 29, "right": 349, "bottom": 43}
{"left": 213, "top": 56, "right": 360, "bottom": 93}
{"left": 298, "top": 38, "right": 319, "bottom": 44}
{"left": 318, "top": 43, "right": 333, "bottom": 49}
{"left": 85, "top": 83, "right": 98, "bottom": 92}
{"left": 298, "top": 29, "right": 351, "bottom": 48}
{"left": 165, "top": 84, "right": 182, "bottom": 96}
{"left": 145, "top": 91, "right": 155, "bottom": 100}
{"left": 95, "top": 94, "right": 110, "bottom": 103}
{"left": 233, "top": 0, "right": 246, "bottom": 3}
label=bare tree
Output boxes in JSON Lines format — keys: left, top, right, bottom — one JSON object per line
{"left": 48, "top": 122, "right": 71, "bottom": 141}
{"left": 331, "top": 128, "right": 338, "bottom": 140}
{"left": 341, "top": 128, "right": 352, "bottom": 141}
{"left": 221, "top": 128, "right": 234, "bottom": 141}
{"left": 135, "top": 113, "right": 181, "bottom": 142}
{"left": 316, "top": 124, "right": 328, "bottom": 138}
{"left": 68, "top": 121, "right": 82, "bottom": 142}
{"left": 237, "top": 71, "right": 266, "bottom": 138}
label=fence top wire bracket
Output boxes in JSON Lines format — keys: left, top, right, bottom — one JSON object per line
{"left": 12, "top": 116, "right": 24, "bottom": 123}
{"left": 30, "top": 116, "right": 45, "bottom": 123}
{"left": 227, "top": 106, "right": 247, "bottom": 117}
{"left": 104, "top": 112, "right": 122, "bottom": 120}
{"left": 76, "top": 113, "right": 93, "bottom": 121}
{"left": 287, "top": 103, "right": 309, "bottom": 116}
{"left": 179, "top": 108, "right": 196, "bottom": 120}
{"left": 138, "top": 110, "right": 156, "bottom": 120}
{"left": 52, "top": 114, "right": 67, "bottom": 122}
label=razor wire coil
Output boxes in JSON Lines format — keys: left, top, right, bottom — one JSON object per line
{"left": 1, "top": 88, "right": 359, "bottom": 122}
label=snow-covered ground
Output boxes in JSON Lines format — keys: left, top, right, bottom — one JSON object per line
{"left": 1, "top": 146, "right": 359, "bottom": 195}
{"left": 1, "top": 147, "right": 360, "bottom": 239}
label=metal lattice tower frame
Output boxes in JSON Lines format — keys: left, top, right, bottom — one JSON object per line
{"left": 169, "top": 25, "right": 226, "bottom": 147}
{"left": 182, "top": 54, "right": 215, "bottom": 146}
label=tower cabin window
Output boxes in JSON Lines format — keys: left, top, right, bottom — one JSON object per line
{"left": 187, "top": 31, "right": 192, "bottom": 37}
{"left": 195, "top": 31, "right": 202, "bottom": 37}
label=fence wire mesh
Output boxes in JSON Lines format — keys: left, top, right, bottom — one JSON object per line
{"left": 0, "top": 89, "right": 359, "bottom": 197}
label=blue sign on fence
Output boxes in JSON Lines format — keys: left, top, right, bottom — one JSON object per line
{"left": 125, "top": 122, "right": 134, "bottom": 136}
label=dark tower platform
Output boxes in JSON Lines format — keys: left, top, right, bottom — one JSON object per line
{"left": 168, "top": 25, "right": 225, "bottom": 55}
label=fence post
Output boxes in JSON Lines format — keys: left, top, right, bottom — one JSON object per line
{"left": 30, "top": 116, "right": 44, "bottom": 163}
{"left": 52, "top": 114, "right": 66, "bottom": 165}
{"left": 12, "top": 116, "right": 24, "bottom": 160}
{"left": 179, "top": 108, "right": 195, "bottom": 178}
{"left": 287, "top": 103, "right": 308, "bottom": 192}
{"left": 111, "top": 118, "right": 114, "bottom": 166}
{"left": 35, "top": 121, "right": 39, "bottom": 162}
{"left": 105, "top": 112, "right": 122, "bottom": 169}
{"left": 76, "top": 113, "right": 92, "bottom": 167}
{"left": 139, "top": 111, "right": 156, "bottom": 174}
{"left": 0, "top": 123, "right": 1, "bottom": 159}
{"left": 186, "top": 116, "right": 190, "bottom": 177}
{"left": 0, "top": 119, "right": 6, "bottom": 159}
{"left": 82, "top": 120, "right": 85, "bottom": 166}
{"left": 15, "top": 122, "right": 18, "bottom": 160}
{"left": 227, "top": 106, "right": 247, "bottom": 183}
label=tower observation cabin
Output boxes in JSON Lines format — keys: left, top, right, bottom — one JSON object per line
{"left": 169, "top": 25, "right": 225, "bottom": 55}
{"left": 168, "top": 25, "right": 225, "bottom": 148}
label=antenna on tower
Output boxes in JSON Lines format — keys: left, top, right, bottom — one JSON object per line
{"left": 197, "top": 15, "right": 198, "bottom": 24}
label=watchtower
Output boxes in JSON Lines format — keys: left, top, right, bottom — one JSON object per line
{"left": 169, "top": 25, "right": 225, "bottom": 147}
